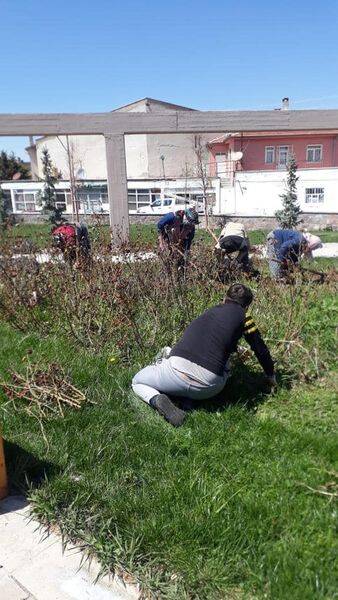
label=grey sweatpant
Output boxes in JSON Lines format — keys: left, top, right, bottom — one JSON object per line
{"left": 266, "top": 232, "right": 283, "bottom": 279}
{"left": 132, "top": 355, "right": 228, "bottom": 405}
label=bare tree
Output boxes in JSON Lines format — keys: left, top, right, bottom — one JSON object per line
{"left": 181, "top": 160, "right": 192, "bottom": 206}
{"left": 194, "top": 135, "right": 212, "bottom": 227}
{"left": 57, "top": 136, "right": 84, "bottom": 221}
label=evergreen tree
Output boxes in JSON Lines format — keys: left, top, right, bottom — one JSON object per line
{"left": 37, "top": 147, "right": 63, "bottom": 224}
{"left": 275, "top": 155, "right": 301, "bottom": 228}
{"left": 0, "top": 188, "right": 5, "bottom": 227}
{"left": 0, "top": 188, "right": 12, "bottom": 230}
{"left": 0, "top": 150, "right": 30, "bottom": 180}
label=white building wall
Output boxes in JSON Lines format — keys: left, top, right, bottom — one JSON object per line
{"left": 35, "top": 131, "right": 209, "bottom": 181}
{"left": 146, "top": 133, "right": 211, "bottom": 179}
{"left": 218, "top": 168, "right": 338, "bottom": 216}
{"left": 36, "top": 135, "right": 107, "bottom": 179}
{"left": 2, "top": 169, "right": 337, "bottom": 219}
{"left": 124, "top": 135, "right": 149, "bottom": 178}
{"left": 33, "top": 99, "right": 214, "bottom": 181}
{"left": 1, "top": 177, "right": 217, "bottom": 216}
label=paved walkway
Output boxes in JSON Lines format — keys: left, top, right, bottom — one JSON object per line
{"left": 0, "top": 496, "right": 138, "bottom": 600}
{"left": 255, "top": 242, "right": 338, "bottom": 258}
{"left": 312, "top": 242, "right": 338, "bottom": 257}
{"left": 1, "top": 243, "right": 338, "bottom": 264}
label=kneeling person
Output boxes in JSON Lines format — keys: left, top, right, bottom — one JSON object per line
{"left": 132, "top": 283, "right": 275, "bottom": 426}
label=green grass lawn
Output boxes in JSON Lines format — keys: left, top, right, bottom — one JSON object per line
{"left": 0, "top": 229, "right": 337, "bottom": 599}
{"left": 1, "top": 222, "right": 338, "bottom": 250}
{"left": 1, "top": 323, "right": 337, "bottom": 599}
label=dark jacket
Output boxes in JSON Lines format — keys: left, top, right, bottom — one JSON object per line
{"left": 158, "top": 212, "right": 195, "bottom": 251}
{"left": 273, "top": 229, "right": 305, "bottom": 262}
{"left": 170, "top": 300, "right": 274, "bottom": 376}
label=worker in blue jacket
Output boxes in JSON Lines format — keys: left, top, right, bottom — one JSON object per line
{"left": 157, "top": 207, "right": 199, "bottom": 270}
{"left": 266, "top": 229, "right": 321, "bottom": 279}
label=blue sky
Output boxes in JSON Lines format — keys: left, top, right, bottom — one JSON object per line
{"left": 1, "top": 0, "right": 338, "bottom": 158}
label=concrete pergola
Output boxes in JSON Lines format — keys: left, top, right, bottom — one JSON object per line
{"left": 1, "top": 109, "right": 338, "bottom": 242}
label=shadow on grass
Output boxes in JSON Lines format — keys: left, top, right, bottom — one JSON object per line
{"left": 174, "top": 364, "right": 294, "bottom": 414}
{"left": 4, "top": 440, "right": 58, "bottom": 495}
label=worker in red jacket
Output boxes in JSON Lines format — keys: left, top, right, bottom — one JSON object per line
{"left": 51, "top": 222, "right": 91, "bottom": 264}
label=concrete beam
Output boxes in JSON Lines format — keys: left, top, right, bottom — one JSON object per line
{"left": 0, "top": 112, "right": 177, "bottom": 136}
{"left": 1, "top": 109, "right": 338, "bottom": 136}
{"left": 0, "top": 113, "right": 109, "bottom": 136}
{"left": 105, "top": 134, "right": 129, "bottom": 244}
{"left": 2, "top": 107, "right": 338, "bottom": 244}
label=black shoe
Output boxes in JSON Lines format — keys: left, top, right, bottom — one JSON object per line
{"left": 150, "top": 394, "right": 186, "bottom": 427}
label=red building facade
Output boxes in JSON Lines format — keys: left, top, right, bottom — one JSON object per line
{"left": 209, "top": 130, "right": 338, "bottom": 176}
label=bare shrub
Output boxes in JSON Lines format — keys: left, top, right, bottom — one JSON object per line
{"left": 0, "top": 233, "right": 336, "bottom": 384}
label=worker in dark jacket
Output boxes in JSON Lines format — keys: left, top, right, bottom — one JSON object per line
{"left": 158, "top": 207, "right": 198, "bottom": 251}
{"left": 132, "top": 283, "right": 275, "bottom": 426}
{"left": 267, "top": 229, "right": 322, "bottom": 279}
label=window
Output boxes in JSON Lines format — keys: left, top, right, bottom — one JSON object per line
{"left": 306, "top": 145, "right": 322, "bottom": 163}
{"left": 13, "top": 190, "right": 38, "bottom": 212}
{"left": 305, "top": 188, "right": 324, "bottom": 203}
{"left": 163, "top": 199, "right": 172, "bottom": 207}
{"left": 128, "top": 193, "right": 137, "bottom": 212}
{"left": 137, "top": 195, "right": 150, "bottom": 206}
{"left": 265, "top": 146, "right": 275, "bottom": 164}
{"left": 127, "top": 189, "right": 154, "bottom": 212}
{"left": 78, "top": 190, "right": 104, "bottom": 214}
{"left": 55, "top": 191, "right": 69, "bottom": 211}
{"left": 215, "top": 153, "right": 227, "bottom": 176}
{"left": 278, "top": 146, "right": 290, "bottom": 166}
{"left": 151, "top": 190, "right": 161, "bottom": 203}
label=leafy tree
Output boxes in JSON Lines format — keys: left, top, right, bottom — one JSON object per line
{"left": 0, "top": 150, "right": 30, "bottom": 181}
{"left": 37, "top": 147, "right": 63, "bottom": 224}
{"left": 275, "top": 155, "right": 302, "bottom": 228}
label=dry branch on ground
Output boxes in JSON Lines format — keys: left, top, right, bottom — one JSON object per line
{"left": 0, "top": 362, "right": 90, "bottom": 418}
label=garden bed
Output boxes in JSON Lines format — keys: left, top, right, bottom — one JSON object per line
{"left": 0, "top": 228, "right": 337, "bottom": 599}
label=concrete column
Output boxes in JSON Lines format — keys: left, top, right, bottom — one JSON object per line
{"left": 26, "top": 141, "right": 39, "bottom": 180}
{"left": 104, "top": 134, "right": 129, "bottom": 244}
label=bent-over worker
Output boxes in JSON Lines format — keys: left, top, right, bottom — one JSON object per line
{"left": 52, "top": 222, "right": 91, "bottom": 265}
{"left": 157, "top": 207, "right": 199, "bottom": 272}
{"left": 215, "top": 220, "right": 260, "bottom": 279}
{"left": 132, "top": 283, "right": 275, "bottom": 426}
{"left": 267, "top": 229, "right": 322, "bottom": 279}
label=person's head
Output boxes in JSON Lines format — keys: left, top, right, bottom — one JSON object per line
{"left": 302, "top": 232, "right": 322, "bottom": 253}
{"left": 225, "top": 283, "right": 253, "bottom": 308}
{"left": 175, "top": 209, "right": 185, "bottom": 221}
{"left": 184, "top": 206, "right": 199, "bottom": 224}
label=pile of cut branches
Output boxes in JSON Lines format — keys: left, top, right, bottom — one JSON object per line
{"left": 300, "top": 470, "right": 338, "bottom": 500}
{"left": 0, "top": 362, "right": 89, "bottom": 418}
